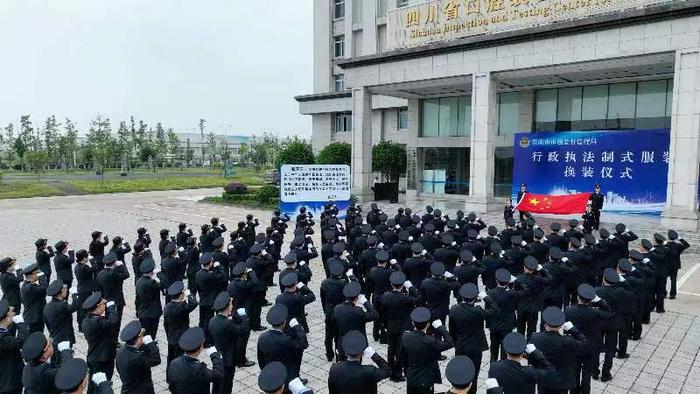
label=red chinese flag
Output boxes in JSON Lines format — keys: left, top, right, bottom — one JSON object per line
{"left": 515, "top": 192, "right": 592, "bottom": 215}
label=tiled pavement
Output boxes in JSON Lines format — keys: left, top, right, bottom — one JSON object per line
{"left": 1, "top": 188, "right": 699, "bottom": 393}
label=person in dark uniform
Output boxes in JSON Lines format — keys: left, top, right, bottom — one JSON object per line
{"left": 327, "top": 330, "right": 391, "bottom": 394}
{"left": 53, "top": 241, "right": 75, "bottom": 289}
{"left": 365, "top": 250, "right": 393, "bottom": 342}
{"left": 487, "top": 332, "right": 555, "bottom": 394}
{"left": 0, "top": 258, "right": 22, "bottom": 319}
{"left": 95, "top": 253, "right": 130, "bottom": 329}
{"left": 439, "top": 357, "right": 505, "bottom": 394}
{"left": 136, "top": 227, "right": 152, "bottom": 249}
{"left": 400, "top": 306, "right": 454, "bottom": 394}
{"left": 130, "top": 241, "right": 151, "bottom": 286}
{"left": 21, "top": 331, "right": 74, "bottom": 393}
{"left": 258, "top": 361, "right": 313, "bottom": 394}
{"left": 421, "top": 262, "right": 459, "bottom": 325}
{"left": 333, "top": 281, "right": 378, "bottom": 360}
{"left": 196, "top": 252, "right": 227, "bottom": 338}
{"left": 163, "top": 281, "right": 198, "bottom": 370}
{"left": 211, "top": 237, "right": 231, "bottom": 281}
{"left": 515, "top": 257, "right": 552, "bottom": 340}
{"left": 516, "top": 184, "right": 528, "bottom": 222}
{"left": 43, "top": 279, "right": 79, "bottom": 365}
{"left": 108, "top": 237, "right": 132, "bottom": 266}
{"left": 167, "top": 327, "right": 224, "bottom": 394}
{"left": 135, "top": 258, "right": 165, "bottom": 338}
{"left": 73, "top": 250, "right": 95, "bottom": 332}
{"left": 665, "top": 230, "right": 690, "bottom": 300}
{"left": 276, "top": 272, "right": 316, "bottom": 334}
{"left": 565, "top": 284, "right": 613, "bottom": 394}
{"left": 175, "top": 223, "right": 192, "bottom": 248}
{"left": 403, "top": 242, "right": 433, "bottom": 288}
{"left": 81, "top": 292, "right": 120, "bottom": 394}
{"left": 246, "top": 243, "right": 274, "bottom": 318}
{"left": 627, "top": 250, "right": 653, "bottom": 340}
{"left": 320, "top": 261, "right": 347, "bottom": 361}
{"left": 226, "top": 263, "right": 256, "bottom": 368}
{"left": 257, "top": 304, "right": 309, "bottom": 388}
{"left": 0, "top": 300, "right": 30, "bottom": 394}
{"left": 503, "top": 198, "right": 514, "bottom": 226}
{"left": 54, "top": 358, "right": 113, "bottom": 394}
{"left": 647, "top": 235, "right": 669, "bottom": 313}
{"left": 158, "top": 229, "right": 171, "bottom": 258}
{"left": 279, "top": 253, "right": 312, "bottom": 293}
{"left": 447, "top": 283, "right": 499, "bottom": 394}
{"left": 88, "top": 232, "right": 108, "bottom": 274}
{"left": 115, "top": 320, "right": 161, "bottom": 394}
{"left": 581, "top": 205, "right": 596, "bottom": 235}
{"left": 161, "top": 242, "right": 185, "bottom": 302}
{"left": 382, "top": 271, "right": 418, "bottom": 382}
{"left": 21, "top": 263, "right": 48, "bottom": 333}
{"left": 35, "top": 238, "right": 55, "bottom": 282}
{"left": 588, "top": 184, "right": 604, "bottom": 230}
{"left": 594, "top": 268, "right": 628, "bottom": 382}
{"left": 529, "top": 307, "right": 587, "bottom": 394}
{"left": 209, "top": 292, "right": 249, "bottom": 394}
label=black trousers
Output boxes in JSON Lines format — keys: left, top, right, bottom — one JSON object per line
{"left": 654, "top": 276, "right": 667, "bottom": 312}
{"left": 617, "top": 316, "right": 631, "bottom": 356}
{"left": 456, "top": 351, "right": 481, "bottom": 394}
{"left": 167, "top": 343, "right": 182, "bottom": 371}
{"left": 630, "top": 307, "right": 643, "bottom": 340}
{"left": 28, "top": 321, "right": 44, "bottom": 334}
{"left": 596, "top": 325, "right": 618, "bottom": 376}
{"left": 572, "top": 353, "right": 598, "bottom": 394}
{"left": 235, "top": 330, "right": 251, "bottom": 366}
{"left": 516, "top": 310, "right": 538, "bottom": 340}
{"left": 77, "top": 293, "right": 90, "bottom": 332}
{"left": 669, "top": 269, "right": 679, "bottom": 298}
{"left": 140, "top": 317, "right": 160, "bottom": 338}
{"left": 186, "top": 273, "right": 198, "bottom": 297}
{"left": 372, "top": 297, "right": 384, "bottom": 342}
{"left": 248, "top": 294, "right": 264, "bottom": 329}
{"left": 324, "top": 313, "right": 338, "bottom": 360}
{"left": 199, "top": 306, "right": 214, "bottom": 342}
{"left": 489, "top": 329, "right": 509, "bottom": 362}
{"left": 87, "top": 360, "right": 114, "bottom": 394}
{"left": 212, "top": 365, "right": 235, "bottom": 394}
{"left": 406, "top": 383, "right": 434, "bottom": 394}
{"left": 592, "top": 210, "right": 601, "bottom": 230}
{"left": 387, "top": 333, "right": 403, "bottom": 378}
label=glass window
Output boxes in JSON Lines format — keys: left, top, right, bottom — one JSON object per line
{"left": 397, "top": 0, "right": 409, "bottom": 7}
{"left": 421, "top": 147, "right": 470, "bottom": 195}
{"left": 377, "top": 0, "right": 388, "bottom": 17}
{"left": 439, "top": 97, "right": 460, "bottom": 136}
{"left": 398, "top": 107, "right": 408, "bottom": 130}
{"left": 635, "top": 80, "right": 667, "bottom": 129}
{"left": 494, "top": 147, "right": 514, "bottom": 197}
{"left": 457, "top": 96, "right": 471, "bottom": 136}
{"left": 333, "top": 74, "right": 344, "bottom": 92}
{"left": 352, "top": 0, "right": 362, "bottom": 24}
{"left": 535, "top": 89, "right": 557, "bottom": 131}
{"left": 580, "top": 85, "right": 608, "bottom": 130}
{"left": 334, "top": 35, "right": 345, "bottom": 58}
{"left": 498, "top": 92, "right": 520, "bottom": 135}
{"left": 334, "top": 112, "right": 352, "bottom": 132}
{"left": 421, "top": 99, "right": 440, "bottom": 137}
{"left": 556, "top": 87, "right": 582, "bottom": 131}
{"left": 666, "top": 79, "right": 673, "bottom": 128}
{"left": 607, "top": 82, "right": 636, "bottom": 129}
{"left": 334, "top": 0, "right": 345, "bottom": 19}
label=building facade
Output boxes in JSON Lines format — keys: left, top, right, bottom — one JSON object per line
{"left": 175, "top": 133, "right": 249, "bottom": 165}
{"left": 296, "top": 0, "right": 700, "bottom": 230}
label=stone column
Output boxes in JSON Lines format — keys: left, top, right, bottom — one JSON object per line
{"left": 518, "top": 90, "right": 535, "bottom": 132}
{"left": 351, "top": 87, "right": 374, "bottom": 202}
{"left": 467, "top": 72, "right": 500, "bottom": 212}
{"left": 662, "top": 48, "right": 700, "bottom": 231}
{"left": 405, "top": 98, "right": 421, "bottom": 202}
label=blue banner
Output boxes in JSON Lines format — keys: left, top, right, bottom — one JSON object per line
{"left": 512, "top": 129, "right": 670, "bottom": 214}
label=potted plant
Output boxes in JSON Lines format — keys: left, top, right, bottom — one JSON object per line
{"left": 372, "top": 141, "right": 406, "bottom": 203}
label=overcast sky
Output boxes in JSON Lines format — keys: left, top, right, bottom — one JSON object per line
{"left": 0, "top": 0, "right": 313, "bottom": 137}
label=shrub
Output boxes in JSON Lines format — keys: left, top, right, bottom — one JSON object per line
{"left": 316, "top": 142, "right": 351, "bottom": 166}
{"left": 224, "top": 182, "right": 248, "bottom": 194}
{"left": 256, "top": 185, "right": 280, "bottom": 204}
{"left": 372, "top": 140, "right": 406, "bottom": 182}
{"left": 275, "top": 138, "right": 314, "bottom": 169}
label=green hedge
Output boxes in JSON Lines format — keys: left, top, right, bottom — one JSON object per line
{"left": 212, "top": 184, "right": 280, "bottom": 209}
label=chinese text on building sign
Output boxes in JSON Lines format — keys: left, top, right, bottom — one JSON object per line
{"left": 387, "top": 0, "right": 672, "bottom": 50}
{"left": 512, "top": 130, "right": 670, "bottom": 214}
{"left": 280, "top": 165, "right": 351, "bottom": 203}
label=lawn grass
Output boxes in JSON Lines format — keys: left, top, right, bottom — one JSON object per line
{"left": 65, "top": 177, "right": 232, "bottom": 194}
{"left": 0, "top": 182, "right": 64, "bottom": 199}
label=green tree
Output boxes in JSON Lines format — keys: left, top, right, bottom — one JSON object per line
{"left": 3, "top": 123, "right": 15, "bottom": 165}
{"left": 154, "top": 123, "right": 167, "bottom": 165}
{"left": 13, "top": 137, "right": 28, "bottom": 169}
{"left": 58, "top": 118, "right": 78, "bottom": 170}
{"left": 26, "top": 150, "right": 50, "bottom": 175}
{"left": 139, "top": 145, "right": 158, "bottom": 163}
{"left": 275, "top": 137, "right": 314, "bottom": 169}
{"left": 198, "top": 119, "right": 206, "bottom": 165}
{"left": 372, "top": 140, "right": 406, "bottom": 182}
{"left": 43, "top": 115, "right": 60, "bottom": 167}
{"left": 237, "top": 142, "right": 250, "bottom": 166}
{"left": 117, "top": 121, "right": 132, "bottom": 171}
{"left": 19, "top": 115, "right": 37, "bottom": 154}
{"left": 85, "top": 115, "right": 116, "bottom": 183}
{"left": 316, "top": 142, "right": 351, "bottom": 165}
{"left": 167, "top": 128, "right": 180, "bottom": 156}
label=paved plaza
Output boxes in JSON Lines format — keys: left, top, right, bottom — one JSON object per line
{"left": 1, "top": 188, "right": 700, "bottom": 393}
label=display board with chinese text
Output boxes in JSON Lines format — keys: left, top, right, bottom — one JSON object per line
{"left": 280, "top": 165, "right": 351, "bottom": 218}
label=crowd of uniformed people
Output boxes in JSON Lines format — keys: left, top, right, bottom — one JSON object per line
{"left": 0, "top": 201, "right": 690, "bottom": 394}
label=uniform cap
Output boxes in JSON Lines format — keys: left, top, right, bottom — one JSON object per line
{"left": 488, "top": 226, "right": 498, "bottom": 236}
{"left": 603, "top": 268, "right": 621, "bottom": 284}
{"left": 629, "top": 250, "right": 643, "bottom": 261}
{"left": 524, "top": 256, "right": 539, "bottom": 270}
{"left": 75, "top": 249, "right": 89, "bottom": 261}
{"left": 341, "top": 330, "right": 367, "bottom": 356}
{"left": 617, "top": 259, "right": 633, "bottom": 273}
{"left": 569, "top": 237, "right": 582, "bottom": 248}
{"left": 490, "top": 243, "right": 502, "bottom": 254}
{"left": 213, "top": 292, "right": 232, "bottom": 311}
{"left": 323, "top": 230, "right": 336, "bottom": 242}
{"left": 167, "top": 281, "right": 185, "bottom": 296}
{"left": 433, "top": 209, "right": 442, "bottom": 217}
{"left": 258, "top": 361, "right": 287, "bottom": 393}
{"left": 283, "top": 253, "right": 297, "bottom": 264}
{"left": 542, "top": 306, "right": 565, "bottom": 327}
{"left": 361, "top": 225, "right": 371, "bottom": 235}
{"left": 46, "top": 279, "right": 65, "bottom": 297}
{"left": 139, "top": 258, "right": 156, "bottom": 274}
{"left": 366, "top": 236, "right": 377, "bottom": 245}
{"left": 35, "top": 238, "right": 47, "bottom": 248}
{"left": 55, "top": 241, "right": 67, "bottom": 251}
{"left": 81, "top": 292, "right": 102, "bottom": 310}
{"left": 653, "top": 233, "right": 666, "bottom": 243}
{"left": 178, "top": 327, "right": 205, "bottom": 352}
{"left": 549, "top": 247, "right": 563, "bottom": 260}
{"left": 615, "top": 223, "right": 626, "bottom": 233}
{"left": 503, "top": 332, "right": 527, "bottom": 354}
{"left": 103, "top": 252, "right": 117, "bottom": 266}
{"left": 446, "top": 220, "right": 457, "bottom": 230}
{"left": 164, "top": 242, "right": 177, "bottom": 255}
{"left": 91, "top": 231, "right": 102, "bottom": 239}
{"left": 212, "top": 237, "right": 224, "bottom": 248}
{"left": 328, "top": 260, "right": 344, "bottom": 276}
{"left": 410, "top": 306, "right": 431, "bottom": 324}
{"left": 534, "top": 229, "right": 544, "bottom": 239}
{"left": 332, "top": 242, "right": 346, "bottom": 255}
{"left": 266, "top": 304, "right": 288, "bottom": 326}
{"left": 0, "top": 257, "right": 14, "bottom": 271}
{"left": 425, "top": 205, "right": 433, "bottom": 212}
{"left": 577, "top": 284, "right": 597, "bottom": 301}
{"left": 343, "top": 281, "right": 362, "bottom": 299}
{"left": 495, "top": 268, "right": 511, "bottom": 284}
{"left": 430, "top": 262, "right": 446, "bottom": 276}
{"left": 467, "top": 230, "right": 478, "bottom": 240}
{"left": 113, "top": 236, "right": 123, "bottom": 245}
{"left": 550, "top": 222, "right": 561, "bottom": 232}
{"left": 641, "top": 239, "right": 653, "bottom": 250}
{"left": 506, "top": 218, "right": 516, "bottom": 227}
{"left": 375, "top": 250, "right": 389, "bottom": 262}
{"left": 584, "top": 234, "right": 596, "bottom": 245}
{"left": 22, "top": 332, "right": 48, "bottom": 361}
{"left": 250, "top": 244, "right": 263, "bottom": 255}
{"left": 389, "top": 271, "right": 407, "bottom": 286}
{"left": 199, "top": 252, "right": 213, "bottom": 265}
{"left": 460, "top": 250, "right": 474, "bottom": 262}
{"left": 328, "top": 218, "right": 338, "bottom": 227}
{"left": 379, "top": 213, "right": 388, "bottom": 222}
{"left": 510, "top": 235, "right": 522, "bottom": 246}
{"left": 424, "top": 223, "right": 435, "bottom": 233}
{"left": 467, "top": 213, "right": 477, "bottom": 222}
{"left": 441, "top": 233, "right": 454, "bottom": 245}
{"left": 55, "top": 358, "right": 88, "bottom": 392}
{"left": 231, "top": 262, "right": 246, "bottom": 277}
{"left": 599, "top": 228, "right": 610, "bottom": 239}
{"left": 398, "top": 231, "right": 410, "bottom": 242}
{"left": 412, "top": 215, "right": 421, "bottom": 224}
{"left": 120, "top": 320, "right": 142, "bottom": 342}
{"left": 22, "top": 263, "right": 40, "bottom": 275}
{"left": 459, "top": 283, "right": 478, "bottom": 300}
{"left": 445, "top": 356, "right": 475, "bottom": 388}
{"left": 178, "top": 223, "right": 187, "bottom": 230}
{"left": 160, "top": 229, "right": 169, "bottom": 236}
{"left": 668, "top": 230, "right": 679, "bottom": 240}
{"left": 410, "top": 242, "right": 424, "bottom": 254}
{"left": 280, "top": 272, "right": 298, "bottom": 288}
{"left": 568, "top": 219, "right": 579, "bottom": 228}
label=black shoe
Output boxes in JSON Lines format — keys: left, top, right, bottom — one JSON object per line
{"left": 670, "top": 295, "right": 676, "bottom": 300}
{"left": 630, "top": 336, "right": 640, "bottom": 341}
{"left": 390, "top": 375, "right": 406, "bottom": 382}
{"left": 263, "top": 300, "right": 272, "bottom": 306}
{"left": 592, "top": 372, "right": 599, "bottom": 381}
{"left": 601, "top": 373, "right": 613, "bottom": 382}
{"left": 301, "top": 379, "right": 308, "bottom": 385}
{"left": 252, "top": 326, "right": 267, "bottom": 332}
{"left": 237, "top": 360, "right": 255, "bottom": 367}
{"left": 617, "top": 353, "right": 630, "bottom": 359}
{"left": 656, "top": 308, "right": 665, "bottom": 313}
{"left": 438, "top": 355, "right": 447, "bottom": 361}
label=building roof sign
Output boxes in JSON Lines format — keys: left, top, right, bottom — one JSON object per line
{"left": 388, "top": 0, "right": 673, "bottom": 50}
